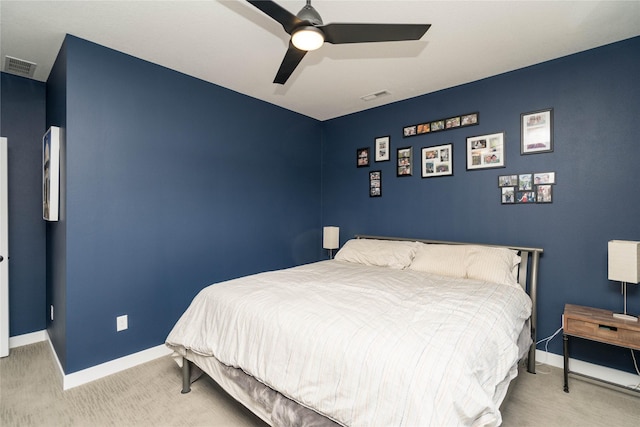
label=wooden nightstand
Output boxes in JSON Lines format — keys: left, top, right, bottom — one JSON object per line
{"left": 563, "top": 304, "right": 640, "bottom": 393}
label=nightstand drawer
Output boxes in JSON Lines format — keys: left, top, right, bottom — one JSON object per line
{"left": 565, "top": 318, "right": 640, "bottom": 349}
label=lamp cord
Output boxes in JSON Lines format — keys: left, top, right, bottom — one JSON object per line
{"left": 535, "top": 326, "right": 563, "bottom": 374}
{"left": 630, "top": 349, "right": 640, "bottom": 391}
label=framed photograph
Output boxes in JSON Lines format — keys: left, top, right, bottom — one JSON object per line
{"left": 516, "top": 191, "right": 536, "bottom": 203}
{"left": 518, "top": 173, "right": 533, "bottom": 190}
{"left": 369, "top": 170, "right": 381, "bottom": 197}
{"left": 498, "top": 174, "right": 518, "bottom": 187}
{"left": 403, "top": 125, "right": 417, "bottom": 137}
{"left": 403, "top": 112, "right": 479, "bottom": 138}
{"left": 397, "top": 146, "right": 413, "bottom": 176}
{"left": 534, "top": 172, "right": 555, "bottom": 185}
{"left": 466, "top": 132, "right": 505, "bottom": 170}
{"left": 430, "top": 120, "right": 445, "bottom": 132}
{"left": 445, "top": 117, "right": 461, "bottom": 129}
{"left": 357, "top": 147, "right": 370, "bottom": 167}
{"left": 374, "top": 136, "right": 390, "bottom": 162}
{"left": 461, "top": 113, "right": 479, "bottom": 126}
{"left": 536, "top": 184, "right": 553, "bottom": 203}
{"left": 501, "top": 187, "right": 515, "bottom": 204}
{"left": 521, "top": 108, "right": 553, "bottom": 154}
{"left": 416, "top": 123, "right": 430, "bottom": 135}
{"left": 421, "top": 143, "right": 453, "bottom": 178}
{"left": 43, "top": 126, "right": 61, "bottom": 221}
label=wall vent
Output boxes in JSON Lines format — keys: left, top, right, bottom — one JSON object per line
{"left": 360, "top": 90, "right": 390, "bottom": 102}
{"left": 4, "top": 56, "right": 37, "bottom": 78}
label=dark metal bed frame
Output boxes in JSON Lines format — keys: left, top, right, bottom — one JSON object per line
{"left": 181, "top": 234, "right": 543, "bottom": 398}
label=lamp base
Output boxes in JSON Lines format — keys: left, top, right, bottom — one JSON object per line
{"left": 613, "top": 312, "right": 639, "bottom": 322}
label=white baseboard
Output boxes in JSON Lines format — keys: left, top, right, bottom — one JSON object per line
{"left": 536, "top": 349, "right": 640, "bottom": 389}
{"left": 40, "top": 331, "right": 172, "bottom": 390}
{"left": 51, "top": 338, "right": 172, "bottom": 390}
{"left": 60, "top": 343, "right": 172, "bottom": 390}
{"left": 9, "top": 330, "right": 47, "bottom": 348}
{"left": 10, "top": 330, "right": 172, "bottom": 389}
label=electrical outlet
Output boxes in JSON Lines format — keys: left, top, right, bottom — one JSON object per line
{"left": 50, "top": 305, "right": 54, "bottom": 321}
{"left": 116, "top": 315, "right": 128, "bottom": 332}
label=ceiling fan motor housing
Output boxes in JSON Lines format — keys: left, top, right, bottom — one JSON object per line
{"left": 297, "top": 3, "right": 323, "bottom": 26}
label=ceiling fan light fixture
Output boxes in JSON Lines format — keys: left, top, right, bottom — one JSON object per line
{"left": 291, "top": 26, "right": 324, "bottom": 51}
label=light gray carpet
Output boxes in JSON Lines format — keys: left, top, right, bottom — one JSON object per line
{"left": 1, "top": 342, "right": 639, "bottom": 426}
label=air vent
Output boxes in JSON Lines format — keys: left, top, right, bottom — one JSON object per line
{"left": 4, "top": 56, "right": 37, "bottom": 78}
{"left": 360, "top": 90, "right": 391, "bottom": 102}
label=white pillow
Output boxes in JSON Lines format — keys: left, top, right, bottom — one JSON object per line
{"left": 465, "top": 245, "right": 521, "bottom": 287}
{"left": 334, "top": 239, "right": 419, "bottom": 269}
{"left": 408, "top": 244, "right": 467, "bottom": 279}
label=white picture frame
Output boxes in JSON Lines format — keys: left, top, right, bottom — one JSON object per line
{"left": 421, "top": 143, "right": 453, "bottom": 178}
{"left": 43, "top": 126, "right": 60, "bottom": 221}
{"left": 374, "top": 136, "right": 390, "bottom": 162}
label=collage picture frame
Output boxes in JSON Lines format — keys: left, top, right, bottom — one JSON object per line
{"left": 499, "top": 172, "right": 555, "bottom": 204}
{"left": 403, "top": 112, "right": 479, "bottom": 138}
{"left": 397, "top": 147, "right": 413, "bottom": 177}
{"left": 466, "top": 132, "right": 505, "bottom": 170}
{"left": 421, "top": 143, "right": 453, "bottom": 178}
{"left": 369, "top": 170, "right": 382, "bottom": 197}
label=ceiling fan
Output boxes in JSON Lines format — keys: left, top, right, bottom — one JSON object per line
{"left": 247, "top": 0, "right": 431, "bottom": 84}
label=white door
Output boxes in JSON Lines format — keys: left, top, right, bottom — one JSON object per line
{"left": 0, "top": 137, "right": 9, "bottom": 357}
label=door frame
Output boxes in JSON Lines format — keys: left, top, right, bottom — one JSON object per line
{"left": 0, "top": 137, "right": 9, "bottom": 357}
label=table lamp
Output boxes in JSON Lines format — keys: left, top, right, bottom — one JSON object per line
{"left": 323, "top": 226, "right": 339, "bottom": 259}
{"left": 608, "top": 240, "right": 640, "bottom": 322}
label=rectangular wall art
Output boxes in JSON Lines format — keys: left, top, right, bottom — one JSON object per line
{"left": 466, "top": 132, "right": 505, "bottom": 170}
{"left": 43, "top": 126, "right": 61, "bottom": 221}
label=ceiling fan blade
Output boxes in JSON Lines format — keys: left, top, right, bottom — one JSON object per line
{"left": 246, "top": 0, "right": 303, "bottom": 34}
{"left": 274, "top": 43, "right": 308, "bottom": 84}
{"left": 321, "top": 23, "right": 431, "bottom": 44}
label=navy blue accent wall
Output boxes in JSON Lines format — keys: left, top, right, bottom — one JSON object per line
{"left": 47, "top": 35, "right": 321, "bottom": 373}
{"left": 0, "top": 72, "right": 47, "bottom": 336}
{"left": 321, "top": 36, "right": 640, "bottom": 372}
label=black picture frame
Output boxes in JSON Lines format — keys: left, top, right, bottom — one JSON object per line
{"left": 357, "top": 147, "right": 370, "bottom": 167}
{"left": 466, "top": 132, "right": 505, "bottom": 170}
{"left": 521, "top": 108, "right": 553, "bottom": 154}
{"left": 369, "top": 170, "right": 381, "bottom": 197}
{"left": 403, "top": 112, "right": 479, "bottom": 138}
{"left": 501, "top": 187, "right": 515, "bottom": 204}
{"left": 516, "top": 191, "right": 536, "bottom": 203}
{"left": 397, "top": 146, "right": 413, "bottom": 177}
{"left": 518, "top": 173, "right": 533, "bottom": 191}
{"left": 536, "top": 184, "right": 553, "bottom": 203}
{"left": 498, "top": 174, "right": 518, "bottom": 187}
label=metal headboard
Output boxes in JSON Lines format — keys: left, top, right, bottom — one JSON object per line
{"left": 355, "top": 234, "right": 543, "bottom": 374}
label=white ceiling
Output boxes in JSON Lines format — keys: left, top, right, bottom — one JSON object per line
{"left": 2, "top": 1, "right": 639, "bottom": 121}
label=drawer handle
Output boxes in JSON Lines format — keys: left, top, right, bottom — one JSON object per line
{"left": 598, "top": 324, "right": 617, "bottom": 331}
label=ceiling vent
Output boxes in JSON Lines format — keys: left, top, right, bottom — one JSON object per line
{"left": 360, "top": 90, "right": 390, "bottom": 102}
{"left": 4, "top": 56, "right": 37, "bottom": 78}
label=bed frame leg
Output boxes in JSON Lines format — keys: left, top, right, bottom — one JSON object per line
{"left": 181, "top": 357, "right": 191, "bottom": 394}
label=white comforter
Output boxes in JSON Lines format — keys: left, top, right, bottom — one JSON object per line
{"left": 166, "top": 260, "right": 532, "bottom": 427}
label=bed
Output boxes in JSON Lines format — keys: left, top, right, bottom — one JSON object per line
{"left": 165, "top": 235, "right": 542, "bottom": 426}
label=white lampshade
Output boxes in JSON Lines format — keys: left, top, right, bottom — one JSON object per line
{"left": 323, "top": 226, "right": 339, "bottom": 250}
{"left": 608, "top": 240, "right": 640, "bottom": 284}
{"left": 291, "top": 27, "right": 325, "bottom": 51}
